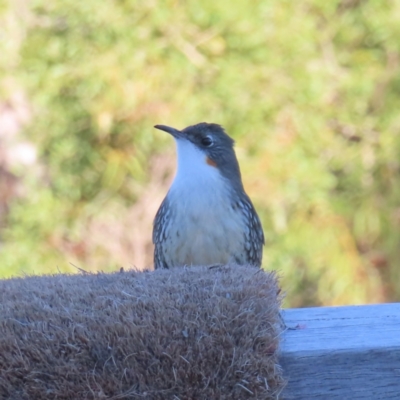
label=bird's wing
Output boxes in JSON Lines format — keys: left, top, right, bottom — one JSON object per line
{"left": 152, "top": 197, "right": 171, "bottom": 269}
{"left": 237, "top": 195, "right": 265, "bottom": 267}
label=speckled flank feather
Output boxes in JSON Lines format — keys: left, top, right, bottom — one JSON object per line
{"left": 234, "top": 195, "right": 264, "bottom": 267}
{"left": 153, "top": 197, "right": 172, "bottom": 269}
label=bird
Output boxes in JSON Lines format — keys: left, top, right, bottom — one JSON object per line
{"left": 152, "top": 122, "right": 264, "bottom": 269}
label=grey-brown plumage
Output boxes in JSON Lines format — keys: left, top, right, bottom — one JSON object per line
{"left": 153, "top": 122, "right": 264, "bottom": 269}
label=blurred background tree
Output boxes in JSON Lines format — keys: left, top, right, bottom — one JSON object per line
{"left": 1, "top": 0, "right": 400, "bottom": 307}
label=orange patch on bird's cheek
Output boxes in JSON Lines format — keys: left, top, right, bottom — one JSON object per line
{"left": 206, "top": 157, "right": 217, "bottom": 168}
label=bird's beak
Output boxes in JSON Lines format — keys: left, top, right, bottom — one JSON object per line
{"left": 154, "top": 125, "right": 183, "bottom": 139}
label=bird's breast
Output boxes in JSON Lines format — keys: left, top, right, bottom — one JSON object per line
{"left": 164, "top": 180, "right": 246, "bottom": 266}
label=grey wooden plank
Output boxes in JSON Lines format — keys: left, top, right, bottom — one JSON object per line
{"left": 280, "top": 303, "right": 400, "bottom": 399}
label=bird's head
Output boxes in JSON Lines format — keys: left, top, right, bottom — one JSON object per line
{"left": 154, "top": 122, "right": 243, "bottom": 191}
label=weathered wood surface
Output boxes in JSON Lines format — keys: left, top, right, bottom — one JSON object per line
{"left": 280, "top": 303, "right": 400, "bottom": 399}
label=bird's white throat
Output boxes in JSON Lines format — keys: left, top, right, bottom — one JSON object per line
{"left": 169, "top": 138, "right": 224, "bottom": 196}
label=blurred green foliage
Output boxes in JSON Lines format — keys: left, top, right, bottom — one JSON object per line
{"left": 1, "top": 0, "right": 400, "bottom": 306}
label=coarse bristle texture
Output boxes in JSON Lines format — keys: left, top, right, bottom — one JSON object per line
{"left": 0, "top": 265, "right": 285, "bottom": 399}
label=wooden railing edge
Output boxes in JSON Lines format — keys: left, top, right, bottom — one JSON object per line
{"left": 280, "top": 303, "right": 400, "bottom": 399}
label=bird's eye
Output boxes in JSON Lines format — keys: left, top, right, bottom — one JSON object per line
{"left": 201, "top": 136, "right": 213, "bottom": 147}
